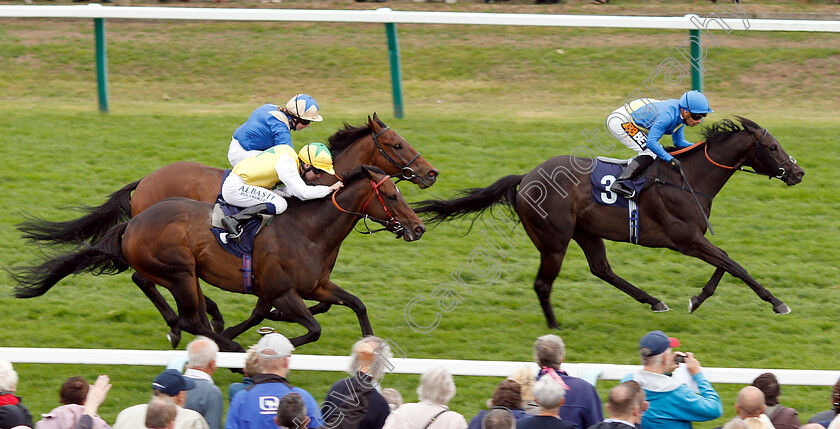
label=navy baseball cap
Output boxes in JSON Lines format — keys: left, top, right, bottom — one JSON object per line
{"left": 152, "top": 369, "right": 196, "bottom": 396}
{"left": 638, "top": 330, "right": 680, "bottom": 355}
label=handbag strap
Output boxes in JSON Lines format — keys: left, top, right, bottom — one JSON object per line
{"left": 423, "top": 409, "right": 450, "bottom": 429}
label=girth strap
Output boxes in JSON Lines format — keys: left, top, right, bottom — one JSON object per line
{"left": 241, "top": 255, "right": 253, "bottom": 294}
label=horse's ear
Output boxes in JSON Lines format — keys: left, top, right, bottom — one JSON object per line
{"left": 736, "top": 116, "right": 761, "bottom": 136}
{"left": 361, "top": 165, "right": 375, "bottom": 180}
{"left": 367, "top": 115, "right": 379, "bottom": 131}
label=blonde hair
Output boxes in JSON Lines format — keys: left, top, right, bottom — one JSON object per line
{"left": 507, "top": 365, "right": 536, "bottom": 401}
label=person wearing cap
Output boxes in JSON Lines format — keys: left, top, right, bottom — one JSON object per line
{"left": 588, "top": 380, "right": 647, "bottom": 429}
{"left": 228, "top": 94, "right": 324, "bottom": 167}
{"left": 219, "top": 141, "right": 344, "bottom": 240}
{"left": 321, "top": 336, "right": 392, "bottom": 429}
{"left": 183, "top": 337, "right": 223, "bottom": 429}
{"left": 226, "top": 333, "right": 324, "bottom": 429}
{"left": 620, "top": 330, "right": 722, "bottom": 429}
{"left": 113, "top": 369, "right": 209, "bottom": 429}
{"left": 604, "top": 90, "right": 713, "bottom": 200}
{"left": 533, "top": 335, "right": 603, "bottom": 429}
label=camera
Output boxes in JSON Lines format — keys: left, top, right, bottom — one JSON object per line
{"left": 675, "top": 355, "right": 686, "bottom": 364}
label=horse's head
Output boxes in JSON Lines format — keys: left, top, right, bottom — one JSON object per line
{"left": 328, "top": 114, "right": 439, "bottom": 189}
{"left": 737, "top": 117, "right": 805, "bottom": 186}
{"left": 336, "top": 165, "right": 426, "bottom": 242}
{"left": 367, "top": 113, "right": 439, "bottom": 188}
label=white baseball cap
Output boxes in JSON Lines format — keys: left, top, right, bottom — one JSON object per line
{"left": 256, "top": 333, "right": 294, "bottom": 359}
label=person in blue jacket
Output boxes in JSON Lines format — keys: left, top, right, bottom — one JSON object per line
{"left": 228, "top": 94, "right": 323, "bottom": 167}
{"left": 226, "top": 333, "right": 324, "bottom": 429}
{"left": 621, "top": 330, "right": 723, "bottom": 429}
{"left": 606, "top": 90, "right": 713, "bottom": 199}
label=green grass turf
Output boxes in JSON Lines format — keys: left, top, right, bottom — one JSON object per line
{"left": 1, "top": 2, "right": 839, "bottom": 427}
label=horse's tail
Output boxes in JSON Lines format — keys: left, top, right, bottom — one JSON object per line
{"left": 10, "top": 223, "right": 130, "bottom": 298}
{"left": 413, "top": 174, "right": 524, "bottom": 225}
{"left": 17, "top": 179, "right": 140, "bottom": 246}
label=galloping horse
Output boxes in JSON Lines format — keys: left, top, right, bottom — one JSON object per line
{"left": 12, "top": 166, "right": 426, "bottom": 351}
{"left": 19, "top": 114, "right": 437, "bottom": 246}
{"left": 414, "top": 118, "right": 804, "bottom": 329}
{"left": 18, "top": 114, "right": 437, "bottom": 341}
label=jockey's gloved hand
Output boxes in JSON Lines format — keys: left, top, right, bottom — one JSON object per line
{"left": 669, "top": 158, "right": 681, "bottom": 171}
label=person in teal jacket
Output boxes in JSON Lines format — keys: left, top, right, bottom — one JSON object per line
{"left": 606, "top": 90, "right": 713, "bottom": 200}
{"left": 620, "top": 330, "right": 723, "bottom": 429}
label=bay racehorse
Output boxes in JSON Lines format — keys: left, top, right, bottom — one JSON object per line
{"left": 12, "top": 166, "right": 425, "bottom": 351}
{"left": 413, "top": 117, "right": 804, "bottom": 329}
{"left": 17, "top": 114, "right": 437, "bottom": 341}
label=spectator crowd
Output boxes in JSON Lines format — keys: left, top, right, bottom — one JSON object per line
{"left": 2, "top": 330, "right": 839, "bottom": 429}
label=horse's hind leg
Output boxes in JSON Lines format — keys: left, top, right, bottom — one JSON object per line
{"left": 689, "top": 268, "right": 725, "bottom": 313}
{"left": 678, "top": 237, "right": 789, "bottom": 314}
{"left": 132, "top": 272, "right": 182, "bottom": 348}
{"left": 573, "top": 231, "right": 668, "bottom": 311}
{"left": 204, "top": 295, "right": 225, "bottom": 333}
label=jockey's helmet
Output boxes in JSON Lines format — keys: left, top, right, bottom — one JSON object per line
{"left": 679, "top": 90, "right": 713, "bottom": 114}
{"left": 298, "top": 143, "right": 335, "bottom": 175}
{"left": 285, "top": 94, "right": 323, "bottom": 122}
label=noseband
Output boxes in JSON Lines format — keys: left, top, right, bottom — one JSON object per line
{"left": 371, "top": 126, "right": 421, "bottom": 182}
{"left": 704, "top": 128, "right": 797, "bottom": 180}
{"left": 331, "top": 176, "right": 405, "bottom": 238}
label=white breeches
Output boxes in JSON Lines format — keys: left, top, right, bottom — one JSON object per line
{"left": 606, "top": 107, "right": 656, "bottom": 158}
{"left": 228, "top": 137, "right": 264, "bottom": 167}
{"left": 221, "top": 173, "right": 289, "bottom": 214}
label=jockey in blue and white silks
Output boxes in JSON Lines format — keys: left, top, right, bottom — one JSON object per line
{"left": 606, "top": 90, "right": 713, "bottom": 200}
{"left": 227, "top": 94, "right": 323, "bottom": 167}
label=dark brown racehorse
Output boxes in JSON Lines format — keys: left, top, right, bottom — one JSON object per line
{"left": 18, "top": 114, "right": 437, "bottom": 342}
{"left": 414, "top": 118, "right": 804, "bottom": 329}
{"left": 12, "top": 166, "right": 425, "bottom": 351}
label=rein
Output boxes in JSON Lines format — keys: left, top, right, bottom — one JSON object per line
{"left": 371, "top": 126, "right": 421, "bottom": 182}
{"left": 331, "top": 176, "right": 405, "bottom": 238}
{"left": 703, "top": 128, "right": 797, "bottom": 179}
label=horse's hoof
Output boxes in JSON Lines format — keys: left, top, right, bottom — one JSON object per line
{"left": 651, "top": 302, "right": 669, "bottom": 312}
{"left": 689, "top": 296, "right": 701, "bottom": 314}
{"left": 167, "top": 330, "right": 181, "bottom": 349}
{"left": 774, "top": 303, "right": 791, "bottom": 314}
{"left": 211, "top": 319, "right": 225, "bottom": 334}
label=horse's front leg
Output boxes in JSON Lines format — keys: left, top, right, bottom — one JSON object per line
{"left": 676, "top": 237, "right": 789, "bottom": 314}
{"left": 688, "top": 268, "right": 725, "bottom": 313}
{"left": 311, "top": 281, "right": 373, "bottom": 336}
{"left": 266, "top": 302, "right": 333, "bottom": 322}
{"left": 221, "top": 298, "right": 273, "bottom": 340}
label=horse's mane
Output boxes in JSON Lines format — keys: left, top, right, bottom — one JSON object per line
{"left": 664, "top": 118, "right": 754, "bottom": 155}
{"left": 327, "top": 117, "right": 388, "bottom": 157}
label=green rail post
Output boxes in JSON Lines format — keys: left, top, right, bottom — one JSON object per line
{"left": 384, "top": 23, "right": 404, "bottom": 119}
{"left": 95, "top": 18, "right": 109, "bottom": 113}
{"left": 690, "top": 29, "right": 703, "bottom": 92}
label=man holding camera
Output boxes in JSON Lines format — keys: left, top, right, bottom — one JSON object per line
{"left": 621, "top": 330, "right": 723, "bottom": 429}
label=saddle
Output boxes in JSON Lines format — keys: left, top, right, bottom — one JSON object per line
{"left": 210, "top": 201, "right": 272, "bottom": 259}
{"left": 590, "top": 158, "right": 651, "bottom": 207}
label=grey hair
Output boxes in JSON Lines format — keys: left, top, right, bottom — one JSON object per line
{"left": 533, "top": 376, "right": 567, "bottom": 409}
{"left": 417, "top": 367, "right": 456, "bottom": 405}
{"left": 145, "top": 396, "right": 178, "bottom": 428}
{"left": 187, "top": 337, "right": 219, "bottom": 368}
{"left": 0, "top": 359, "right": 18, "bottom": 392}
{"left": 482, "top": 408, "right": 516, "bottom": 429}
{"left": 533, "top": 335, "right": 565, "bottom": 369}
{"left": 639, "top": 348, "right": 668, "bottom": 366}
{"left": 722, "top": 418, "right": 750, "bottom": 429}
{"left": 348, "top": 336, "right": 391, "bottom": 381}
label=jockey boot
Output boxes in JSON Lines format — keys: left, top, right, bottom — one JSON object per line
{"left": 610, "top": 155, "right": 654, "bottom": 200}
{"left": 221, "top": 203, "right": 272, "bottom": 239}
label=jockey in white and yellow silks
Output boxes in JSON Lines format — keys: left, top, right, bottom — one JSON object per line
{"left": 606, "top": 90, "right": 713, "bottom": 200}
{"left": 220, "top": 142, "right": 343, "bottom": 239}
{"left": 227, "top": 94, "right": 324, "bottom": 167}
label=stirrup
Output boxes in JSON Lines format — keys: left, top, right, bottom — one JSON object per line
{"left": 221, "top": 218, "right": 243, "bottom": 239}
{"left": 611, "top": 182, "right": 635, "bottom": 199}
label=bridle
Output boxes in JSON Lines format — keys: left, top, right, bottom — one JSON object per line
{"left": 371, "top": 126, "right": 421, "bottom": 182}
{"left": 331, "top": 176, "right": 405, "bottom": 238}
{"left": 704, "top": 128, "right": 797, "bottom": 180}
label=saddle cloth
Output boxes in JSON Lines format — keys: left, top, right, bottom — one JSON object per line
{"left": 590, "top": 158, "right": 648, "bottom": 208}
